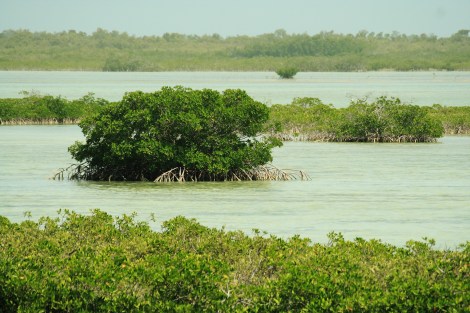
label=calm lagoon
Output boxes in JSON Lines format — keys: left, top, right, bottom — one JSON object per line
{"left": 0, "top": 71, "right": 469, "bottom": 247}
{"left": 0, "top": 125, "right": 468, "bottom": 248}
{"left": 1, "top": 71, "right": 470, "bottom": 106}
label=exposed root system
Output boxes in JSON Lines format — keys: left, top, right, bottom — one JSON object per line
{"left": 154, "top": 165, "right": 310, "bottom": 182}
{"left": 52, "top": 164, "right": 310, "bottom": 182}
{"left": 51, "top": 162, "right": 88, "bottom": 181}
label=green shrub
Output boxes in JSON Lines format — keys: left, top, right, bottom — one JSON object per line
{"left": 68, "top": 86, "right": 282, "bottom": 181}
{"left": 275, "top": 67, "right": 298, "bottom": 79}
{"left": 0, "top": 210, "right": 468, "bottom": 312}
{"left": 0, "top": 93, "right": 108, "bottom": 124}
{"left": 268, "top": 96, "right": 445, "bottom": 142}
{"left": 334, "top": 97, "right": 444, "bottom": 142}
{"left": 427, "top": 104, "right": 470, "bottom": 134}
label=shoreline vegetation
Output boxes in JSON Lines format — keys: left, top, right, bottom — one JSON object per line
{"left": 0, "top": 29, "right": 469, "bottom": 71}
{"left": 1, "top": 93, "right": 469, "bottom": 139}
{"left": 0, "top": 210, "right": 468, "bottom": 312}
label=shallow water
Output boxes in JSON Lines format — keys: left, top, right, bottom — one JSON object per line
{"left": 1, "top": 71, "right": 470, "bottom": 106}
{"left": 1, "top": 125, "right": 468, "bottom": 247}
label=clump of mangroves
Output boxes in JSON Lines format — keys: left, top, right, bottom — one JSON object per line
{"left": 62, "top": 87, "right": 294, "bottom": 182}
{"left": 266, "top": 96, "right": 470, "bottom": 142}
{"left": 0, "top": 92, "right": 109, "bottom": 125}
{"left": 0, "top": 210, "right": 468, "bottom": 312}
{"left": 1, "top": 91, "right": 469, "bottom": 140}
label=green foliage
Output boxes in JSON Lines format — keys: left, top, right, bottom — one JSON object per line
{"left": 0, "top": 210, "right": 468, "bottom": 312}
{"left": 1, "top": 29, "right": 469, "bottom": 71}
{"left": 335, "top": 97, "right": 444, "bottom": 142}
{"left": 427, "top": 104, "right": 470, "bottom": 134}
{"left": 69, "top": 86, "right": 281, "bottom": 181}
{"left": 0, "top": 92, "right": 108, "bottom": 124}
{"left": 268, "top": 96, "right": 445, "bottom": 142}
{"left": 266, "top": 97, "right": 336, "bottom": 140}
{"left": 275, "top": 67, "right": 298, "bottom": 79}
{"left": 2, "top": 93, "right": 466, "bottom": 141}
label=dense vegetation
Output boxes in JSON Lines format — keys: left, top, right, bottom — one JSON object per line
{"left": 1, "top": 29, "right": 469, "bottom": 71}
{"left": 67, "top": 87, "right": 283, "bottom": 181}
{"left": 427, "top": 104, "right": 470, "bottom": 135}
{"left": 0, "top": 92, "right": 108, "bottom": 124}
{"left": 267, "top": 97, "right": 446, "bottom": 142}
{"left": 0, "top": 210, "right": 468, "bottom": 312}
{"left": 1, "top": 93, "right": 469, "bottom": 140}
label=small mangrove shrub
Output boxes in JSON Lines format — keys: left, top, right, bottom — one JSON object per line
{"left": 67, "top": 86, "right": 287, "bottom": 181}
{"left": 268, "top": 96, "right": 445, "bottom": 142}
{"left": 275, "top": 67, "right": 298, "bottom": 79}
{"left": 427, "top": 104, "right": 470, "bottom": 135}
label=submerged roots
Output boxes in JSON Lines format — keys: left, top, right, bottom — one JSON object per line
{"left": 154, "top": 165, "right": 310, "bottom": 182}
{"left": 52, "top": 164, "right": 310, "bottom": 182}
{"left": 51, "top": 162, "right": 88, "bottom": 181}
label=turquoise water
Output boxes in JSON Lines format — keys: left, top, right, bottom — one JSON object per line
{"left": 1, "top": 125, "right": 469, "bottom": 247}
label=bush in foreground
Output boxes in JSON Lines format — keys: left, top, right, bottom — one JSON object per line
{"left": 0, "top": 210, "right": 468, "bottom": 312}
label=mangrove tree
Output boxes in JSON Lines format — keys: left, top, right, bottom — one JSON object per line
{"left": 67, "top": 86, "right": 285, "bottom": 181}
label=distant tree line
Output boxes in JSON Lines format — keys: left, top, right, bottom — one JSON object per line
{"left": 0, "top": 28, "right": 469, "bottom": 71}
{"left": 232, "top": 30, "right": 365, "bottom": 58}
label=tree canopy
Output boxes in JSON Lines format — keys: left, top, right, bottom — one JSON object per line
{"left": 68, "top": 86, "right": 282, "bottom": 181}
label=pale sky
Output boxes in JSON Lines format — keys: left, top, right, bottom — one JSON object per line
{"left": 0, "top": 0, "right": 468, "bottom": 37}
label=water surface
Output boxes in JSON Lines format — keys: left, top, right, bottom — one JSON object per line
{"left": 1, "top": 71, "right": 469, "bottom": 106}
{"left": 1, "top": 125, "right": 468, "bottom": 247}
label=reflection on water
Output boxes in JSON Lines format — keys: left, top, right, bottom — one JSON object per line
{"left": 0, "top": 125, "right": 469, "bottom": 248}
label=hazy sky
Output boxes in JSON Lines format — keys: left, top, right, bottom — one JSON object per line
{"left": 0, "top": 0, "right": 468, "bottom": 37}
